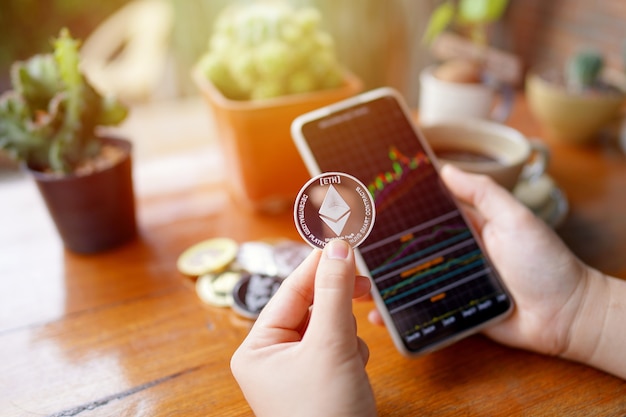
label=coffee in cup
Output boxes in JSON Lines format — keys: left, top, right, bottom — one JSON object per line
{"left": 420, "top": 118, "right": 549, "bottom": 191}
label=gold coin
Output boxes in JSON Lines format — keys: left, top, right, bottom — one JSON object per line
{"left": 177, "top": 237, "right": 238, "bottom": 276}
{"left": 195, "top": 271, "right": 243, "bottom": 307}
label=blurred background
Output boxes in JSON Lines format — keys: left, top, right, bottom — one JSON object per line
{"left": 0, "top": 0, "right": 129, "bottom": 91}
{"left": 0, "top": 0, "right": 431, "bottom": 104}
{"left": 1, "top": 0, "right": 625, "bottom": 105}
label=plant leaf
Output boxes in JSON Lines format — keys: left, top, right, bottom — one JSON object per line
{"left": 458, "top": 0, "right": 509, "bottom": 24}
{"left": 11, "top": 55, "right": 60, "bottom": 111}
{"left": 0, "top": 92, "right": 51, "bottom": 167}
{"left": 53, "top": 28, "right": 85, "bottom": 138}
{"left": 422, "top": 1, "right": 455, "bottom": 45}
{"left": 99, "top": 95, "right": 129, "bottom": 126}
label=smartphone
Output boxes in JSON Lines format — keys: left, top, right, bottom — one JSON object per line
{"left": 291, "top": 87, "right": 514, "bottom": 356}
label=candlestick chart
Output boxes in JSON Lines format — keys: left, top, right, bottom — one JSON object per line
{"left": 297, "top": 95, "right": 512, "bottom": 350}
{"left": 360, "top": 208, "right": 502, "bottom": 340}
{"left": 358, "top": 143, "right": 504, "bottom": 342}
{"left": 366, "top": 146, "right": 432, "bottom": 213}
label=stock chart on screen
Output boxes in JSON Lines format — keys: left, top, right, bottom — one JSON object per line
{"left": 301, "top": 95, "right": 510, "bottom": 347}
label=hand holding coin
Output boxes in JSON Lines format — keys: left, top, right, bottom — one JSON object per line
{"left": 294, "top": 172, "right": 376, "bottom": 249}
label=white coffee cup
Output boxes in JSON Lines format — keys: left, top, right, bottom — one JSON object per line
{"left": 419, "top": 65, "right": 514, "bottom": 126}
{"left": 420, "top": 118, "right": 549, "bottom": 191}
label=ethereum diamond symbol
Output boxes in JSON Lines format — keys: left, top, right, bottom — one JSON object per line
{"left": 318, "top": 185, "right": 351, "bottom": 235}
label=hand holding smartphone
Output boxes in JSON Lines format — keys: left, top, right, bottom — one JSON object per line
{"left": 291, "top": 88, "right": 514, "bottom": 356}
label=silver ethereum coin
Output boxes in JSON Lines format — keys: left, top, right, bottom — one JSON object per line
{"left": 232, "top": 273, "right": 283, "bottom": 320}
{"left": 235, "top": 241, "right": 279, "bottom": 276}
{"left": 294, "top": 172, "right": 376, "bottom": 249}
{"left": 272, "top": 240, "right": 313, "bottom": 278}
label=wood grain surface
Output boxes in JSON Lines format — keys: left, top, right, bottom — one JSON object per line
{"left": 1, "top": 96, "right": 625, "bottom": 416}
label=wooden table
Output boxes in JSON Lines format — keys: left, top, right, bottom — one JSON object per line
{"left": 1, "top": 96, "right": 625, "bottom": 416}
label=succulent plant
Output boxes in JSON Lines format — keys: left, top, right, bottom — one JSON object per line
{"left": 0, "top": 28, "right": 128, "bottom": 174}
{"left": 565, "top": 49, "right": 604, "bottom": 92}
{"left": 196, "top": 2, "right": 344, "bottom": 101}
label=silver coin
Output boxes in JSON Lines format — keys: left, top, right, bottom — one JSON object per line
{"left": 235, "top": 241, "right": 279, "bottom": 276}
{"left": 232, "top": 273, "right": 283, "bottom": 319}
{"left": 272, "top": 240, "right": 313, "bottom": 277}
{"left": 294, "top": 172, "right": 376, "bottom": 249}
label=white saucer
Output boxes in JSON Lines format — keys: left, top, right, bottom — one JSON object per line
{"left": 513, "top": 174, "right": 569, "bottom": 228}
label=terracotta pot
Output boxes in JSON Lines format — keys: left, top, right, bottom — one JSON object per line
{"left": 526, "top": 72, "right": 625, "bottom": 145}
{"left": 29, "top": 137, "right": 137, "bottom": 253}
{"left": 193, "top": 68, "right": 363, "bottom": 213}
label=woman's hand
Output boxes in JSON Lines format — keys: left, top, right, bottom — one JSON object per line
{"left": 231, "top": 239, "right": 378, "bottom": 417}
{"left": 368, "top": 164, "right": 591, "bottom": 357}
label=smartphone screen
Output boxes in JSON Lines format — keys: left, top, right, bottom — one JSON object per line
{"left": 292, "top": 88, "right": 513, "bottom": 355}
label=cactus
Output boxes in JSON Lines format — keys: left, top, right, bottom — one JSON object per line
{"left": 196, "top": 3, "right": 344, "bottom": 101}
{"left": 0, "top": 28, "right": 128, "bottom": 174}
{"left": 565, "top": 50, "right": 604, "bottom": 92}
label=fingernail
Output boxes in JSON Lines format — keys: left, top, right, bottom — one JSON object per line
{"left": 325, "top": 239, "right": 349, "bottom": 259}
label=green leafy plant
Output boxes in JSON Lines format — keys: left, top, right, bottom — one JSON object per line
{"left": 423, "top": 0, "right": 510, "bottom": 46}
{"left": 421, "top": 0, "right": 511, "bottom": 84}
{"left": 195, "top": 2, "right": 344, "bottom": 101}
{"left": 0, "top": 28, "right": 128, "bottom": 174}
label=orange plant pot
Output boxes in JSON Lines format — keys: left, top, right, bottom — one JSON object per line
{"left": 193, "top": 68, "right": 363, "bottom": 213}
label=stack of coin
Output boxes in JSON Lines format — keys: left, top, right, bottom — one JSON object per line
{"left": 177, "top": 237, "right": 312, "bottom": 319}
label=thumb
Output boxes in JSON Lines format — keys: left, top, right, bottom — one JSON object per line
{"left": 305, "top": 239, "right": 357, "bottom": 341}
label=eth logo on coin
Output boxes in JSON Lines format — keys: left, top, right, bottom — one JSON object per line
{"left": 294, "top": 172, "right": 375, "bottom": 249}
